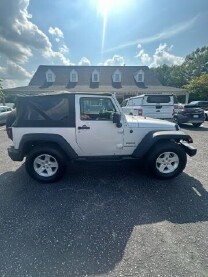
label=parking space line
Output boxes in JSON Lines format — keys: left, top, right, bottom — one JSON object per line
{"left": 0, "top": 127, "right": 5, "bottom": 131}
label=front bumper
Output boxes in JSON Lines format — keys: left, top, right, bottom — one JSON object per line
{"left": 180, "top": 142, "right": 197, "bottom": 157}
{"left": 8, "top": 146, "right": 24, "bottom": 161}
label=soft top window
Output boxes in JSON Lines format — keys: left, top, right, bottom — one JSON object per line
{"left": 14, "top": 94, "right": 75, "bottom": 127}
{"left": 146, "top": 95, "right": 171, "bottom": 103}
{"left": 24, "top": 97, "right": 68, "bottom": 121}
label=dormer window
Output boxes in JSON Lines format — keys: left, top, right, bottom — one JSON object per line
{"left": 112, "top": 69, "right": 121, "bottom": 83}
{"left": 46, "top": 69, "right": 55, "bottom": 83}
{"left": 134, "top": 70, "right": 144, "bottom": 83}
{"left": 92, "top": 70, "right": 100, "bottom": 83}
{"left": 70, "top": 69, "right": 78, "bottom": 82}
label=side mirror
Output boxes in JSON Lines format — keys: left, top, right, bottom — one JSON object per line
{"left": 113, "top": 112, "right": 122, "bottom": 128}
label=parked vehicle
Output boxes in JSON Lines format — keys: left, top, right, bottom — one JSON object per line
{"left": 7, "top": 92, "right": 196, "bottom": 183}
{"left": 0, "top": 106, "right": 13, "bottom": 125}
{"left": 204, "top": 110, "right": 208, "bottom": 121}
{"left": 188, "top": 101, "right": 208, "bottom": 110}
{"left": 121, "top": 94, "right": 174, "bottom": 120}
{"left": 173, "top": 104, "right": 205, "bottom": 127}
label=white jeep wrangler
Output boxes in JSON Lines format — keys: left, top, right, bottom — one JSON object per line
{"left": 7, "top": 92, "right": 196, "bottom": 183}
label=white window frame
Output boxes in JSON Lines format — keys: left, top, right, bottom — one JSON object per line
{"left": 92, "top": 70, "right": 100, "bottom": 83}
{"left": 134, "top": 70, "right": 144, "bottom": 83}
{"left": 70, "top": 69, "right": 78, "bottom": 82}
{"left": 112, "top": 69, "right": 121, "bottom": 83}
{"left": 46, "top": 69, "right": 55, "bottom": 83}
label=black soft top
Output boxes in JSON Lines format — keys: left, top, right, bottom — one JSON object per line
{"left": 14, "top": 93, "right": 76, "bottom": 127}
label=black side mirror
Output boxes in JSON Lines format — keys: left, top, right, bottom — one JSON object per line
{"left": 113, "top": 112, "right": 122, "bottom": 128}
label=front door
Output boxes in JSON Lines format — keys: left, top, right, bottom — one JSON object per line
{"left": 75, "top": 95, "right": 124, "bottom": 156}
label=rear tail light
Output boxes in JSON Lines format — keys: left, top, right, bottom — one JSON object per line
{"left": 181, "top": 109, "right": 188, "bottom": 115}
{"left": 6, "top": 127, "right": 13, "bottom": 140}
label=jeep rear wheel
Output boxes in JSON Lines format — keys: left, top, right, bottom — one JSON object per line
{"left": 25, "top": 145, "right": 66, "bottom": 183}
{"left": 146, "top": 142, "right": 187, "bottom": 179}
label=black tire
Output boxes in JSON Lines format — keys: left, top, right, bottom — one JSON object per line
{"left": 192, "top": 123, "right": 202, "bottom": 127}
{"left": 146, "top": 142, "right": 187, "bottom": 179}
{"left": 173, "top": 116, "right": 181, "bottom": 126}
{"left": 25, "top": 145, "right": 67, "bottom": 183}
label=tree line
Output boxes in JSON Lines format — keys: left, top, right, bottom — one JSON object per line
{"left": 151, "top": 46, "right": 208, "bottom": 101}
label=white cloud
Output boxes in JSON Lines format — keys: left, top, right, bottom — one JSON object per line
{"left": 150, "top": 43, "right": 184, "bottom": 67}
{"left": 42, "top": 49, "right": 71, "bottom": 65}
{"left": 0, "top": 61, "right": 32, "bottom": 80}
{"left": 0, "top": 0, "right": 70, "bottom": 66}
{"left": 104, "top": 55, "right": 125, "bottom": 66}
{"left": 78, "top": 57, "right": 91, "bottom": 66}
{"left": 48, "top": 27, "right": 64, "bottom": 39}
{"left": 0, "top": 36, "right": 32, "bottom": 64}
{"left": 0, "top": 61, "right": 32, "bottom": 88}
{"left": 136, "top": 49, "right": 151, "bottom": 64}
{"left": 135, "top": 43, "right": 184, "bottom": 67}
{"left": 59, "top": 44, "right": 69, "bottom": 55}
{"left": 0, "top": 0, "right": 73, "bottom": 87}
{"left": 2, "top": 79, "right": 28, "bottom": 89}
{"left": 103, "top": 15, "right": 199, "bottom": 53}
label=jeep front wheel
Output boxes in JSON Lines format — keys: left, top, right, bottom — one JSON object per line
{"left": 25, "top": 145, "right": 66, "bottom": 183}
{"left": 146, "top": 142, "right": 187, "bottom": 179}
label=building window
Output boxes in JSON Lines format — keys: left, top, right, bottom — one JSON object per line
{"left": 47, "top": 74, "right": 53, "bottom": 82}
{"left": 92, "top": 70, "right": 100, "bottom": 83}
{"left": 70, "top": 69, "right": 78, "bottom": 82}
{"left": 134, "top": 70, "right": 144, "bottom": 83}
{"left": 46, "top": 69, "right": 55, "bottom": 83}
{"left": 113, "top": 69, "right": 121, "bottom": 83}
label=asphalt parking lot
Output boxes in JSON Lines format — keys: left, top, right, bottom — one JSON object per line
{"left": 0, "top": 122, "right": 208, "bottom": 277}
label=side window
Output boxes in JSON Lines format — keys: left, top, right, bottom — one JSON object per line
{"left": 128, "top": 99, "right": 133, "bottom": 106}
{"left": 121, "top": 99, "right": 128, "bottom": 107}
{"left": 24, "top": 96, "right": 69, "bottom": 121}
{"left": 80, "top": 97, "right": 116, "bottom": 121}
{"left": 0, "top": 107, "right": 7, "bottom": 113}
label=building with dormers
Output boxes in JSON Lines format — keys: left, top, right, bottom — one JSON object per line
{"left": 3, "top": 65, "right": 189, "bottom": 103}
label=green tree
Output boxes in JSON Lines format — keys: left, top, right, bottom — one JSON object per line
{"left": 184, "top": 74, "right": 208, "bottom": 100}
{"left": 183, "top": 46, "right": 208, "bottom": 80}
{"left": 151, "top": 46, "right": 208, "bottom": 89}
{"left": 151, "top": 64, "right": 187, "bottom": 88}
{"left": 0, "top": 79, "right": 5, "bottom": 105}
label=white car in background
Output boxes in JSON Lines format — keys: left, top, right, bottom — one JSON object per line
{"left": 0, "top": 106, "right": 13, "bottom": 125}
{"left": 121, "top": 94, "right": 174, "bottom": 120}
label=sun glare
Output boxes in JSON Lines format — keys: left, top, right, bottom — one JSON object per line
{"left": 97, "top": 0, "right": 128, "bottom": 17}
{"left": 96, "top": 0, "right": 129, "bottom": 59}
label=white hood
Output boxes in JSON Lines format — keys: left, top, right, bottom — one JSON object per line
{"left": 125, "top": 115, "right": 176, "bottom": 129}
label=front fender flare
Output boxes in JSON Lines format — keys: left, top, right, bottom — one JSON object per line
{"left": 132, "top": 130, "right": 194, "bottom": 158}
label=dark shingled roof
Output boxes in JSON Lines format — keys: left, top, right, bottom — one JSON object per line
{"left": 3, "top": 65, "right": 187, "bottom": 97}
{"left": 29, "top": 65, "right": 161, "bottom": 87}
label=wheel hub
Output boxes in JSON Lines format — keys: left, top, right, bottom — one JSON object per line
{"left": 33, "top": 154, "right": 58, "bottom": 177}
{"left": 156, "top": 152, "right": 179, "bottom": 174}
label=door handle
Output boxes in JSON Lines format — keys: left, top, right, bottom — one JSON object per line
{"left": 78, "top": 125, "right": 90, "bottom": 130}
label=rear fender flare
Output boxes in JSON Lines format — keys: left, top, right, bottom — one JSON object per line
{"left": 19, "top": 133, "right": 78, "bottom": 160}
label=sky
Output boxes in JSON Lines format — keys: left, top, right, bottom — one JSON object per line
{"left": 0, "top": 0, "right": 208, "bottom": 88}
